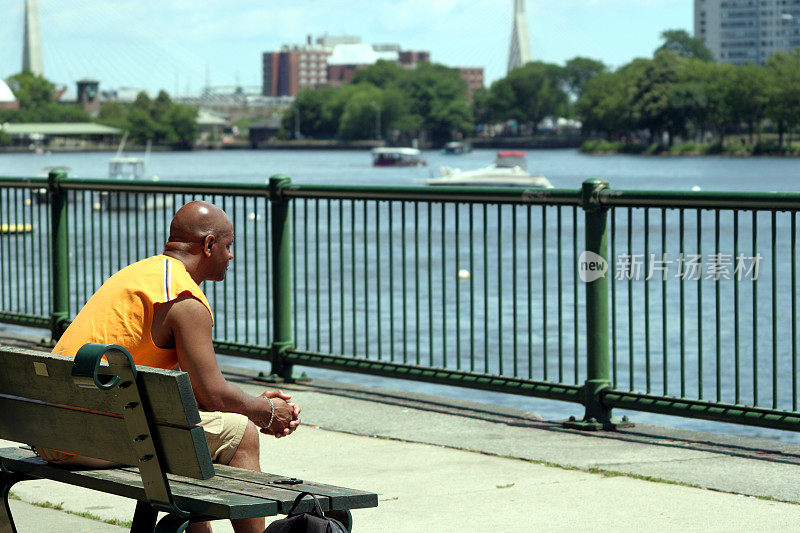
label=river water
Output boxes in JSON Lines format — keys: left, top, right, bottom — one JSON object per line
{"left": 3, "top": 148, "right": 800, "bottom": 443}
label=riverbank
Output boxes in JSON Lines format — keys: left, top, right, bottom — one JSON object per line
{"left": 0, "top": 136, "right": 585, "bottom": 154}
{"left": 580, "top": 138, "right": 800, "bottom": 156}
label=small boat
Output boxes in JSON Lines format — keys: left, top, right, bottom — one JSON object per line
{"left": 441, "top": 141, "right": 471, "bottom": 155}
{"left": 101, "top": 137, "right": 172, "bottom": 211}
{"left": 372, "top": 147, "right": 426, "bottom": 167}
{"left": 427, "top": 150, "right": 553, "bottom": 188}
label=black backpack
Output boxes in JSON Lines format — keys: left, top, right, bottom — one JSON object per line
{"left": 265, "top": 492, "right": 349, "bottom": 533}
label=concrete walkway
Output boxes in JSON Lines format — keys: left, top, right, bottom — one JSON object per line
{"left": 4, "top": 364, "right": 800, "bottom": 532}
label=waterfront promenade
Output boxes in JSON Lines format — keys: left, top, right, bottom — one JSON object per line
{"left": 3, "top": 333, "right": 800, "bottom": 531}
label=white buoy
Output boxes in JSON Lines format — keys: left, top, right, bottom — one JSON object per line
{"left": 458, "top": 269, "right": 470, "bottom": 280}
{"left": 691, "top": 186, "right": 702, "bottom": 191}
{"left": 248, "top": 212, "right": 262, "bottom": 221}
{"left": 93, "top": 202, "right": 102, "bottom": 211}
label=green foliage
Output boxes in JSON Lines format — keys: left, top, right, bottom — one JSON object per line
{"left": 580, "top": 139, "right": 622, "bottom": 153}
{"left": 283, "top": 61, "right": 471, "bottom": 144}
{"left": 577, "top": 60, "right": 649, "bottom": 139}
{"left": 96, "top": 90, "right": 198, "bottom": 147}
{"left": 1, "top": 71, "right": 90, "bottom": 123}
{"left": 6, "top": 70, "right": 56, "bottom": 108}
{"left": 350, "top": 60, "right": 404, "bottom": 88}
{"left": 563, "top": 57, "right": 607, "bottom": 98}
{"left": 338, "top": 84, "right": 383, "bottom": 140}
{"left": 488, "top": 62, "right": 567, "bottom": 133}
{"left": 400, "top": 62, "right": 472, "bottom": 144}
{"left": 657, "top": 29, "right": 715, "bottom": 62}
{"left": 765, "top": 50, "right": 800, "bottom": 145}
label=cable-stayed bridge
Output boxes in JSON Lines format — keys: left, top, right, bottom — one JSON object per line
{"left": 1, "top": 0, "right": 528, "bottom": 98}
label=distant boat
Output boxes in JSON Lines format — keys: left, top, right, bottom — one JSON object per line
{"left": 101, "top": 136, "right": 172, "bottom": 211}
{"left": 426, "top": 150, "right": 553, "bottom": 188}
{"left": 372, "top": 147, "right": 427, "bottom": 167}
{"left": 441, "top": 141, "right": 471, "bottom": 155}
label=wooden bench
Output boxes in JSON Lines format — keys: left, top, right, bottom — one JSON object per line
{"left": 0, "top": 344, "right": 378, "bottom": 532}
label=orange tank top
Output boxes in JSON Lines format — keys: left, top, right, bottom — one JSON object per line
{"left": 52, "top": 255, "right": 213, "bottom": 369}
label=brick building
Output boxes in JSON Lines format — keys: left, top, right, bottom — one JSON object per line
{"left": 262, "top": 38, "right": 330, "bottom": 97}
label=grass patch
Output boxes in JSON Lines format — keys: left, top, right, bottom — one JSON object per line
{"left": 8, "top": 492, "right": 133, "bottom": 528}
{"left": 581, "top": 137, "right": 800, "bottom": 156}
{"left": 495, "top": 483, "right": 515, "bottom": 489}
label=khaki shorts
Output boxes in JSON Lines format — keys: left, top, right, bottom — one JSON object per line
{"left": 198, "top": 410, "right": 249, "bottom": 465}
{"left": 35, "top": 410, "right": 248, "bottom": 467}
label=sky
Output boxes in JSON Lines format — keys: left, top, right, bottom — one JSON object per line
{"left": 0, "top": 0, "right": 693, "bottom": 97}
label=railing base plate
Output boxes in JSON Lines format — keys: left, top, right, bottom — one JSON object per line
{"left": 562, "top": 415, "right": 635, "bottom": 431}
{"left": 254, "top": 372, "right": 312, "bottom": 384}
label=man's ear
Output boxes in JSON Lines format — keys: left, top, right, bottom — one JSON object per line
{"left": 203, "top": 234, "right": 216, "bottom": 256}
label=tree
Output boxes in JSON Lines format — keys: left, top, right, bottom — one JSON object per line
{"left": 630, "top": 51, "right": 686, "bottom": 144}
{"left": 563, "top": 57, "right": 607, "bottom": 99}
{"left": 282, "top": 87, "right": 341, "bottom": 138}
{"left": 2, "top": 71, "right": 89, "bottom": 123}
{"left": 5, "top": 71, "right": 55, "bottom": 109}
{"left": 127, "top": 107, "right": 156, "bottom": 144}
{"left": 487, "top": 61, "right": 567, "bottom": 134}
{"left": 351, "top": 60, "right": 404, "bottom": 88}
{"left": 727, "top": 63, "right": 768, "bottom": 142}
{"left": 685, "top": 60, "right": 734, "bottom": 143}
{"left": 656, "top": 29, "right": 714, "bottom": 62}
{"left": 398, "top": 63, "right": 473, "bottom": 144}
{"left": 338, "top": 84, "right": 384, "bottom": 140}
{"left": 471, "top": 87, "right": 492, "bottom": 127}
{"left": 97, "top": 101, "right": 128, "bottom": 130}
{"left": 765, "top": 50, "right": 800, "bottom": 146}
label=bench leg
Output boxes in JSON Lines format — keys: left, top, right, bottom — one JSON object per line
{"left": 130, "top": 501, "right": 158, "bottom": 533}
{"left": 0, "top": 466, "right": 25, "bottom": 533}
{"left": 153, "top": 514, "right": 191, "bottom": 533}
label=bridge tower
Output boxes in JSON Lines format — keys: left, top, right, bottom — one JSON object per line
{"left": 23, "top": 0, "right": 44, "bottom": 75}
{"left": 507, "top": 0, "right": 532, "bottom": 73}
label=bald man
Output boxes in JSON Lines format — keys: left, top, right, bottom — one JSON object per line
{"left": 42, "top": 201, "right": 299, "bottom": 533}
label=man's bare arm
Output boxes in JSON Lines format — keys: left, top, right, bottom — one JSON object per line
{"left": 165, "top": 295, "right": 298, "bottom": 435}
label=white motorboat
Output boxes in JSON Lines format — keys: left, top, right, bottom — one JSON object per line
{"left": 427, "top": 150, "right": 553, "bottom": 188}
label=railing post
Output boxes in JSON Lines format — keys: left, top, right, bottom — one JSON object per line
{"left": 565, "top": 178, "right": 632, "bottom": 430}
{"left": 268, "top": 175, "right": 294, "bottom": 381}
{"left": 48, "top": 168, "right": 70, "bottom": 341}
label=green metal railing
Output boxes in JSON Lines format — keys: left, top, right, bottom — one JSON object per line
{"left": 1, "top": 170, "right": 800, "bottom": 433}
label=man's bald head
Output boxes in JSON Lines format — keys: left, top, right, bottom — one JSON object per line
{"left": 164, "top": 201, "right": 235, "bottom": 283}
{"left": 168, "top": 201, "right": 232, "bottom": 245}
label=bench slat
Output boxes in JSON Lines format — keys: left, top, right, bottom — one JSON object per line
{"left": 0, "top": 395, "right": 214, "bottom": 479}
{"left": 212, "top": 465, "right": 380, "bottom": 512}
{"left": 0, "top": 347, "right": 201, "bottom": 427}
{"left": 0, "top": 447, "right": 277, "bottom": 519}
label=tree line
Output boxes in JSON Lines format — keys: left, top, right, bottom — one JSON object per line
{"left": 1, "top": 71, "right": 197, "bottom": 148}
{"left": 283, "top": 57, "right": 604, "bottom": 144}
{"left": 577, "top": 30, "right": 800, "bottom": 153}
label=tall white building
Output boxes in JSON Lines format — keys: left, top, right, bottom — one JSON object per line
{"left": 695, "top": 0, "right": 800, "bottom": 65}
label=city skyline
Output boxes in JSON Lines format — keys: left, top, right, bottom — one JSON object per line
{"left": 0, "top": 0, "right": 691, "bottom": 96}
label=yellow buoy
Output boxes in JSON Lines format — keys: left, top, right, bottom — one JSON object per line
{"left": 0, "top": 224, "right": 34, "bottom": 234}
